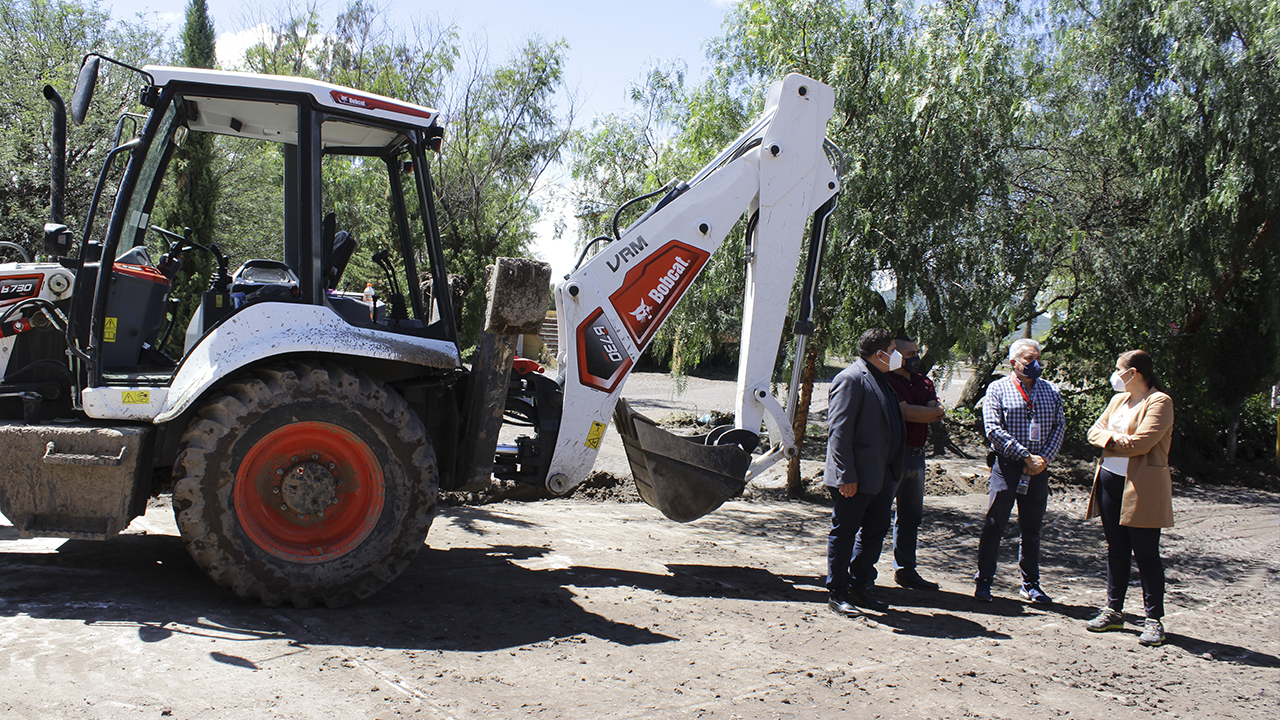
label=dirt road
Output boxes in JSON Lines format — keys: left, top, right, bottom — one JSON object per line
{"left": 2, "top": 372, "right": 1277, "bottom": 719}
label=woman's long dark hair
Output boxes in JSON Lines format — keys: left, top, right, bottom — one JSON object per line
{"left": 1119, "top": 349, "right": 1166, "bottom": 393}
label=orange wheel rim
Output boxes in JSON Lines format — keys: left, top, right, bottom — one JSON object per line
{"left": 234, "top": 421, "right": 384, "bottom": 563}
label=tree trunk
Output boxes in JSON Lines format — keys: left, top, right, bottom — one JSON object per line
{"left": 1225, "top": 399, "right": 1243, "bottom": 461}
{"left": 786, "top": 335, "right": 823, "bottom": 498}
{"left": 958, "top": 339, "right": 1004, "bottom": 409}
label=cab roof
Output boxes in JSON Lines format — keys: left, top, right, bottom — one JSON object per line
{"left": 143, "top": 65, "right": 440, "bottom": 149}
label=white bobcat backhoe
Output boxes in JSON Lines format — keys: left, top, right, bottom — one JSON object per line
{"left": 0, "top": 55, "right": 838, "bottom": 606}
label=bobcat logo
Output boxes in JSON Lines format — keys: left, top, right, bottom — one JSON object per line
{"left": 629, "top": 300, "right": 653, "bottom": 324}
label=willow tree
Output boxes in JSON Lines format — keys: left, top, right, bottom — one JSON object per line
{"left": 1045, "top": 0, "right": 1280, "bottom": 459}
{"left": 239, "top": 1, "right": 573, "bottom": 348}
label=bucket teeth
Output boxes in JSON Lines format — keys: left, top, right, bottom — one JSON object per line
{"left": 613, "top": 399, "right": 751, "bottom": 522}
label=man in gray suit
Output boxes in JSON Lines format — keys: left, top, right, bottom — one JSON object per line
{"left": 824, "top": 328, "right": 906, "bottom": 617}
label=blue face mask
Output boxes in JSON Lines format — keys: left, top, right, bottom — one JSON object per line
{"left": 1020, "top": 359, "right": 1043, "bottom": 380}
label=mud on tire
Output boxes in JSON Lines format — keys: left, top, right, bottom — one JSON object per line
{"left": 172, "top": 360, "right": 438, "bottom": 608}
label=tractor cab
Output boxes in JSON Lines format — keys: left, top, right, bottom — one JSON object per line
{"left": 52, "top": 58, "right": 458, "bottom": 398}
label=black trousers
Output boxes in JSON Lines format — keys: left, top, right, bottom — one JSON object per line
{"left": 826, "top": 475, "right": 897, "bottom": 592}
{"left": 1097, "top": 467, "right": 1165, "bottom": 619}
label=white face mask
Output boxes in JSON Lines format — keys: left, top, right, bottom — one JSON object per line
{"left": 888, "top": 349, "right": 904, "bottom": 371}
{"left": 1110, "top": 369, "right": 1129, "bottom": 392}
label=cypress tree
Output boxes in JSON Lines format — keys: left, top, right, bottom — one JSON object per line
{"left": 160, "top": 0, "right": 219, "bottom": 357}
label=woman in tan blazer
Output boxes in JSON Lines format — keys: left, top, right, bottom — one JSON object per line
{"left": 1084, "top": 349, "right": 1174, "bottom": 647}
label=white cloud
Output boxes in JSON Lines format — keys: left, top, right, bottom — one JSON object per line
{"left": 215, "top": 24, "right": 272, "bottom": 70}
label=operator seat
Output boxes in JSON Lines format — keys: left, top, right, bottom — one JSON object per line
{"left": 326, "top": 230, "right": 357, "bottom": 290}
{"left": 320, "top": 219, "right": 371, "bottom": 325}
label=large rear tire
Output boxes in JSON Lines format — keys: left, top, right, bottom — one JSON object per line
{"left": 172, "top": 360, "right": 438, "bottom": 607}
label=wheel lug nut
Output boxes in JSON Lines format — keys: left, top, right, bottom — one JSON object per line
{"left": 279, "top": 504, "right": 287, "bottom": 511}
{"left": 291, "top": 456, "right": 298, "bottom": 462}
{"left": 328, "top": 463, "right": 336, "bottom": 470}
{"left": 311, "top": 454, "right": 319, "bottom": 460}
{"left": 276, "top": 468, "right": 284, "bottom": 475}
{"left": 317, "top": 510, "right": 324, "bottom": 518}
{"left": 272, "top": 486, "right": 280, "bottom": 494}
{"left": 330, "top": 497, "right": 339, "bottom": 505}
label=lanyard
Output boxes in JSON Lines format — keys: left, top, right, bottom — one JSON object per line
{"left": 1015, "top": 380, "right": 1036, "bottom": 419}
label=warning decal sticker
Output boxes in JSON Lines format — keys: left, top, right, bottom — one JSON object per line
{"left": 585, "top": 421, "right": 607, "bottom": 450}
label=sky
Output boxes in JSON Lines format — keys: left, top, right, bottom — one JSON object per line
{"left": 101, "top": 0, "right": 739, "bottom": 277}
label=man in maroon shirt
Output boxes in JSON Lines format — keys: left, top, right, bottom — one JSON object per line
{"left": 881, "top": 334, "right": 945, "bottom": 591}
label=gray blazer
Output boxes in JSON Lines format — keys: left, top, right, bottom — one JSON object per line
{"left": 823, "top": 358, "right": 906, "bottom": 494}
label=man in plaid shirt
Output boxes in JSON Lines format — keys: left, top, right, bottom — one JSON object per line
{"left": 974, "top": 338, "right": 1065, "bottom": 604}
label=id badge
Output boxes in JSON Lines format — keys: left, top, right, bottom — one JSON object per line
{"left": 1029, "top": 418, "right": 1041, "bottom": 442}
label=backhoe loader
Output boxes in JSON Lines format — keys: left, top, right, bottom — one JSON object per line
{"left": 0, "top": 55, "right": 839, "bottom": 606}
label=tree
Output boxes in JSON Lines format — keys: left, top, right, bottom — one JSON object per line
{"left": 156, "top": 0, "right": 218, "bottom": 356}
{"left": 0, "top": 0, "right": 163, "bottom": 253}
{"left": 431, "top": 36, "right": 576, "bottom": 346}
{"left": 238, "top": 2, "right": 572, "bottom": 349}
{"left": 565, "top": 0, "right": 1278, "bottom": 462}
{"left": 1045, "top": 0, "right": 1280, "bottom": 459}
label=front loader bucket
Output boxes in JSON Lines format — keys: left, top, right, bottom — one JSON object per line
{"left": 613, "top": 399, "right": 751, "bottom": 523}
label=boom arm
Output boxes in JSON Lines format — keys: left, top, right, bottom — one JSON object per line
{"left": 545, "top": 74, "right": 839, "bottom": 514}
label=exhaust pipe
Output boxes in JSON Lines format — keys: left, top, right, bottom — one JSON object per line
{"left": 43, "top": 85, "right": 66, "bottom": 226}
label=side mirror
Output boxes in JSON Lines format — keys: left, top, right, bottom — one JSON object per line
{"left": 43, "top": 223, "right": 73, "bottom": 257}
{"left": 69, "top": 55, "right": 100, "bottom": 126}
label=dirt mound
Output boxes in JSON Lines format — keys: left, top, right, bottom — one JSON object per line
{"left": 441, "top": 470, "right": 642, "bottom": 507}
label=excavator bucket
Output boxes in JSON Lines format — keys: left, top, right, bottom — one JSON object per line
{"left": 613, "top": 399, "right": 751, "bottom": 522}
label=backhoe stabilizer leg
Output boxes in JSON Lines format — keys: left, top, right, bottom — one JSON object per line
{"left": 613, "top": 398, "right": 751, "bottom": 523}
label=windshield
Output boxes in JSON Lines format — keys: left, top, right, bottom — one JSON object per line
{"left": 115, "top": 100, "right": 182, "bottom": 259}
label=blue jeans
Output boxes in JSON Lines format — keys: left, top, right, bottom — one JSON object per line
{"left": 827, "top": 473, "right": 897, "bottom": 591}
{"left": 892, "top": 453, "right": 927, "bottom": 571}
{"left": 975, "top": 459, "right": 1049, "bottom": 587}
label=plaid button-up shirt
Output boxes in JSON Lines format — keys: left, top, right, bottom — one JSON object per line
{"left": 982, "top": 374, "right": 1065, "bottom": 463}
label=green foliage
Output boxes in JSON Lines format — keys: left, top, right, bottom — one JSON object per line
{"left": 212, "top": 136, "right": 285, "bottom": 264}
{"left": 241, "top": 4, "right": 570, "bottom": 347}
{"left": 566, "top": 0, "right": 1276, "bottom": 462}
{"left": 1059, "top": 386, "right": 1112, "bottom": 449}
{"left": 1235, "top": 395, "right": 1278, "bottom": 462}
{"left": 1045, "top": 0, "right": 1280, "bottom": 459}
{"left": 0, "top": 0, "right": 163, "bottom": 252}
{"left": 578, "top": 1, "right": 1060, "bottom": 393}
{"left": 156, "top": 0, "right": 218, "bottom": 356}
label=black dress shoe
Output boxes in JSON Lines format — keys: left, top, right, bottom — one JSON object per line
{"left": 848, "top": 583, "right": 889, "bottom": 611}
{"left": 828, "top": 592, "right": 863, "bottom": 618}
{"left": 895, "top": 568, "right": 940, "bottom": 592}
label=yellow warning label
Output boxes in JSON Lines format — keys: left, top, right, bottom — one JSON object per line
{"left": 122, "top": 391, "right": 150, "bottom": 405}
{"left": 104, "top": 317, "right": 117, "bottom": 342}
{"left": 584, "top": 421, "right": 607, "bottom": 450}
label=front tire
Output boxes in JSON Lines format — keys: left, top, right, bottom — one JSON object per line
{"left": 173, "top": 360, "right": 437, "bottom": 607}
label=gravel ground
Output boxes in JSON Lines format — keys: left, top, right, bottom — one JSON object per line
{"left": 2, "top": 371, "right": 1277, "bottom": 719}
